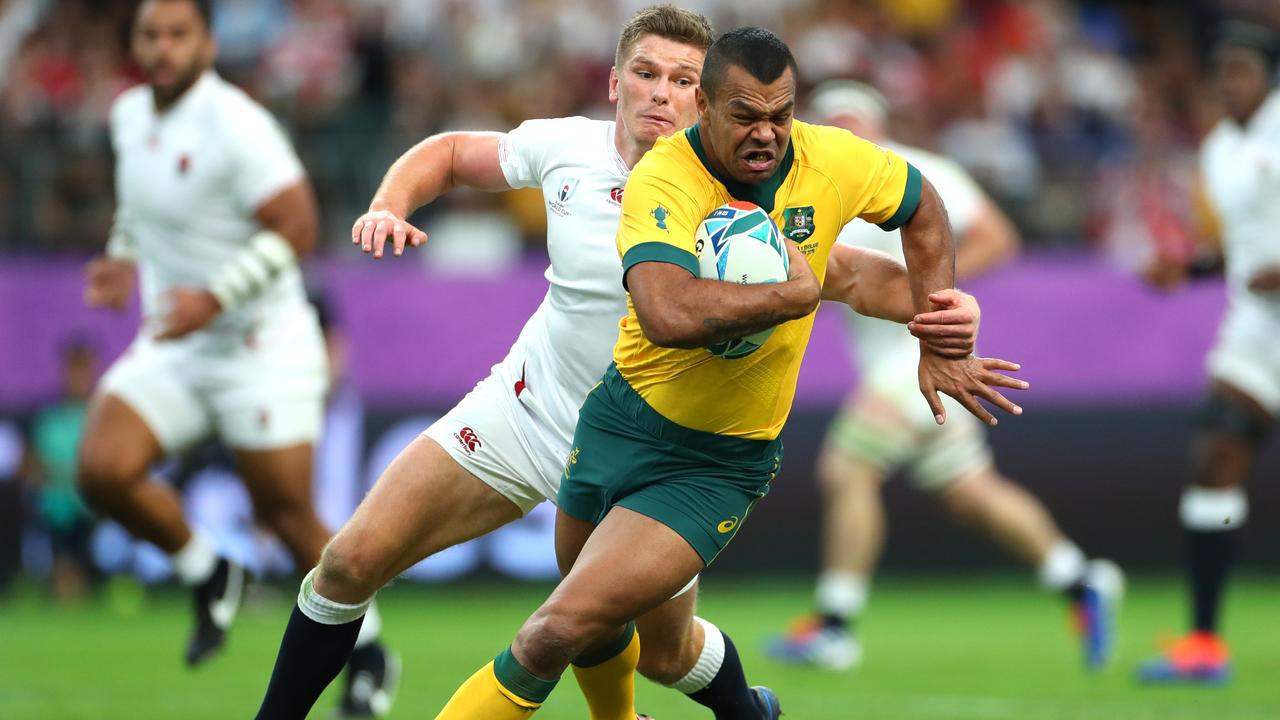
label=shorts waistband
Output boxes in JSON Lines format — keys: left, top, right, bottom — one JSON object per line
{"left": 601, "top": 363, "right": 779, "bottom": 461}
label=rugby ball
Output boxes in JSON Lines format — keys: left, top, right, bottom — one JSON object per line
{"left": 694, "top": 201, "right": 790, "bottom": 359}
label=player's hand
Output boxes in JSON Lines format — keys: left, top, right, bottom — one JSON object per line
{"left": 917, "top": 352, "right": 1027, "bottom": 426}
{"left": 352, "top": 208, "right": 428, "bottom": 259}
{"left": 908, "top": 289, "right": 979, "bottom": 359}
{"left": 155, "top": 288, "right": 221, "bottom": 340}
{"left": 83, "top": 257, "right": 136, "bottom": 311}
{"left": 1247, "top": 266, "right": 1280, "bottom": 293}
{"left": 783, "top": 239, "right": 821, "bottom": 313}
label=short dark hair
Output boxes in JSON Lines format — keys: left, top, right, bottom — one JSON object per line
{"left": 1214, "top": 20, "right": 1279, "bottom": 73}
{"left": 615, "top": 4, "right": 714, "bottom": 67}
{"left": 701, "top": 27, "right": 798, "bottom": 100}
{"left": 140, "top": 0, "right": 213, "bottom": 29}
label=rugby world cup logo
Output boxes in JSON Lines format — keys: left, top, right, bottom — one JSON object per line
{"left": 558, "top": 177, "right": 580, "bottom": 202}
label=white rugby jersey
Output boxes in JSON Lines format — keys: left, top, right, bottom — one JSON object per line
{"left": 1201, "top": 91, "right": 1280, "bottom": 317}
{"left": 110, "top": 71, "right": 308, "bottom": 335}
{"left": 836, "top": 142, "right": 984, "bottom": 385}
{"left": 496, "top": 117, "right": 632, "bottom": 448}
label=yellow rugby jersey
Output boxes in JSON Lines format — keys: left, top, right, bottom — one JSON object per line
{"left": 613, "top": 119, "right": 922, "bottom": 440}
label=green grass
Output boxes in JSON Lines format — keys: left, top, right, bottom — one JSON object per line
{"left": 2, "top": 575, "right": 1279, "bottom": 719}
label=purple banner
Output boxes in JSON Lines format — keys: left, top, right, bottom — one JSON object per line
{"left": 0, "top": 253, "right": 1227, "bottom": 410}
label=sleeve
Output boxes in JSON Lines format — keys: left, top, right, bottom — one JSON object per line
{"left": 616, "top": 154, "right": 703, "bottom": 289}
{"left": 829, "top": 129, "right": 922, "bottom": 231}
{"left": 226, "top": 102, "right": 306, "bottom": 213}
{"left": 497, "top": 118, "right": 563, "bottom": 189}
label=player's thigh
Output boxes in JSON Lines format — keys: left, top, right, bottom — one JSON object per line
{"left": 325, "top": 434, "right": 524, "bottom": 587}
{"left": 81, "top": 337, "right": 209, "bottom": 483}
{"left": 554, "top": 506, "right": 596, "bottom": 577}
{"left": 231, "top": 442, "right": 315, "bottom": 516}
{"left": 546, "top": 506, "right": 705, "bottom": 631}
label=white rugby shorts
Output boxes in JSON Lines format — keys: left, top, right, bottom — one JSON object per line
{"left": 1206, "top": 301, "right": 1280, "bottom": 415}
{"left": 422, "top": 365, "right": 568, "bottom": 515}
{"left": 99, "top": 304, "right": 328, "bottom": 453}
{"left": 824, "top": 369, "right": 992, "bottom": 490}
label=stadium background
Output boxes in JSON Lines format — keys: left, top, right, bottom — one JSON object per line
{"left": 1, "top": 0, "right": 1278, "bottom": 718}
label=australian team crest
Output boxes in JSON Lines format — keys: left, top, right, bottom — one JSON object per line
{"left": 782, "top": 206, "right": 815, "bottom": 241}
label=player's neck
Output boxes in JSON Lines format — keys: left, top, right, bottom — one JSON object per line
{"left": 152, "top": 70, "right": 209, "bottom": 114}
{"left": 613, "top": 124, "right": 649, "bottom": 170}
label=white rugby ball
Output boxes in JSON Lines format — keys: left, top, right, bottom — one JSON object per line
{"left": 694, "top": 201, "right": 790, "bottom": 359}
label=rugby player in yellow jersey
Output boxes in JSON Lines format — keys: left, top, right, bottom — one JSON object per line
{"left": 434, "top": 28, "right": 1027, "bottom": 720}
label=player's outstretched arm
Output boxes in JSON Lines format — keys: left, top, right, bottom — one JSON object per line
{"left": 626, "top": 239, "right": 821, "bottom": 349}
{"left": 821, "top": 244, "right": 979, "bottom": 358}
{"left": 355, "top": 132, "right": 510, "bottom": 258}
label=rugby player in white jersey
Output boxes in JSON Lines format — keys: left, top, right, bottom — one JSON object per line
{"left": 76, "top": 1, "right": 395, "bottom": 715}
{"left": 255, "top": 7, "right": 996, "bottom": 719}
{"left": 1139, "top": 22, "right": 1280, "bottom": 685}
{"left": 766, "top": 81, "right": 1124, "bottom": 673}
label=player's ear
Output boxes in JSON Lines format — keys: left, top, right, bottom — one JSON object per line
{"left": 608, "top": 67, "right": 620, "bottom": 104}
{"left": 695, "top": 87, "right": 709, "bottom": 120}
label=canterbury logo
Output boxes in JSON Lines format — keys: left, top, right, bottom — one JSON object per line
{"left": 717, "top": 516, "right": 739, "bottom": 534}
{"left": 457, "top": 427, "right": 481, "bottom": 453}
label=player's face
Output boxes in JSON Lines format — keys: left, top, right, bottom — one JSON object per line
{"left": 697, "top": 64, "right": 796, "bottom": 185}
{"left": 610, "top": 35, "right": 704, "bottom": 149}
{"left": 132, "top": 0, "right": 215, "bottom": 106}
{"left": 1215, "top": 47, "right": 1270, "bottom": 123}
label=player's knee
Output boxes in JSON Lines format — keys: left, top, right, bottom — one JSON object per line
{"left": 816, "top": 446, "right": 865, "bottom": 497}
{"left": 939, "top": 475, "right": 989, "bottom": 526}
{"left": 316, "top": 538, "right": 386, "bottom": 598}
{"left": 1191, "top": 393, "right": 1270, "bottom": 489}
{"left": 519, "top": 600, "right": 615, "bottom": 669}
{"left": 75, "top": 439, "right": 142, "bottom": 507}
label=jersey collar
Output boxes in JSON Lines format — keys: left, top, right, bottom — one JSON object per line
{"left": 684, "top": 123, "right": 794, "bottom": 213}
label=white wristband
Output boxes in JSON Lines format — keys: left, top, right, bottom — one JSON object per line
{"left": 208, "top": 230, "right": 296, "bottom": 310}
{"left": 105, "top": 217, "right": 137, "bottom": 261}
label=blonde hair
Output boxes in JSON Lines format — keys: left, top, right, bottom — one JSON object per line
{"left": 615, "top": 4, "right": 714, "bottom": 67}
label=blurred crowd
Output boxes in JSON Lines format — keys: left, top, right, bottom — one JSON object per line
{"left": 0, "top": 0, "right": 1270, "bottom": 274}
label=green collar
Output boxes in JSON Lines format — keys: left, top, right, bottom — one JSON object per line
{"left": 685, "top": 124, "right": 794, "bottom": 213}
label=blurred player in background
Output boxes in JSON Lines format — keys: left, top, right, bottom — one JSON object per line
{"left": 1139, "top": 21, "right": 1280, "bottom": 685}
{"left": 75, "top": 0, "right": 395, "bottom": 714}
{"left": 766, "top": 80, "right": 1123, "bottom": 673}
{"left": 257, "top": 7, "right": 988, "bottom": 720}
{"left": 432, "top": 27, "right": 1027, "bottom": 720}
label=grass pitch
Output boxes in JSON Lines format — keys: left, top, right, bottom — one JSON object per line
{"left": 2, "top": 575, "right": 1278, "bottom": 719}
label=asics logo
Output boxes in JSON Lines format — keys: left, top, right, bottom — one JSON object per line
{"left": 717, "top": 516, "right": 739, "bottom": 534}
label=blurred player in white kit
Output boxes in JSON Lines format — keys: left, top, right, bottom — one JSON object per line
{"left": 77, "top": 1, "right": 395, "bottom": 715}
{"left": 768, "top": 81, "right": 1123, "bottom": 673}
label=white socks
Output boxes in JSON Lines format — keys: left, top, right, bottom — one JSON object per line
{"left": 668, "top": 617, "right": 726, "bottom": 694}
{"left": 354, "top": 602, "right": 382, "bottom": 649}
{"left": 170, "top": 534, "right": 218, "bottom": 586}
{"left": 815, "top": 571, "right": 868, "bottom": 619}
{"left": 1180, "top": 486, "right": 1248, "bottom": 531}
{"left": 297, "top": 567, "right": 373, "bottom": 625}
{"left": 1038, "top": 540, "right": 1087, "bottom": 591}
